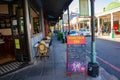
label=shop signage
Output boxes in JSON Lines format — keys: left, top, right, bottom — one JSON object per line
{"left": 67, "top": 36, "right": 86, "bottom": 44}
{"left": 79, "top": 0, "right": 89, "bottom": 16}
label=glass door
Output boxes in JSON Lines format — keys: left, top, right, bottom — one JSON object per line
{"left": 11, "top": 7, "right": 29, "bottom": 62}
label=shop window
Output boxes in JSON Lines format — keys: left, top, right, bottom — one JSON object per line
{"left": 0, "top": 4, "right": 11, "bottom": 29}
{"left": 0, "top": 4, "right": 8, "bottom": 14}
{"left": 33, "top": 17, "right": 41, "bottom": 34}
{"left": 0, "top": 16, "right": 11, "bottom": 29}
{"left": 30, "top": 7, "right": 42, "bottom": 34}
{"left": 13, "top": 4, "right": 18, "bottom": 15}
{"left": 114, "top": 21, "right": 118, "bottom": 31}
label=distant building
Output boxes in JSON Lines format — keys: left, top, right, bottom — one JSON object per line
{"left": 96, "top": 0, "right": 120, "bottom": 38}
{"left": 69, "top": 12, "right": 90, "bottom": 31}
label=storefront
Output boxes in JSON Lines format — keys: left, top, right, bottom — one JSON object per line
{"left": 0, "top": 0, "right": 45, "bottom": 65}
{"left": 96, "top": 1, "right": 120, "bottom": 38}
{"left": 0, "top": 0, "right": 28, "bottom": 64}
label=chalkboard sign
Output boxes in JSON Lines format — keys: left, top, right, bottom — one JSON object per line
{"left": 66, "top": 36, "right": 87, "bottom": 73}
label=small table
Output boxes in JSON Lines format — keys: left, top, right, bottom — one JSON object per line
{"left": 44, "top": 39, "right": 50, "bottom": 43}
{"left": 34, "top": 43, "right": 39, "bottom": 48}
{"left": 45, "top": 43, "right": 49, "bottom": 48}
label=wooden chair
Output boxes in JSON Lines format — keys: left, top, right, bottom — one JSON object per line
{"left": 37, "top": 41, "right": 49, "bottom": 58}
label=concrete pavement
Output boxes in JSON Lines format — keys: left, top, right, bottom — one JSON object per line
{"left": 0, "top": 34, "right": 119, "bottom": 80}
{"left": 96, "top": 36, "right": 120, "bottom": 42}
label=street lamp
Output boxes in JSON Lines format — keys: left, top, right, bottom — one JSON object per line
{"left": 87, "top": 0, "right": 99, "bottom": 77}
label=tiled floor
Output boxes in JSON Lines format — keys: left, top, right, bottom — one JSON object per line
{"left": 0, "top": 61, "right": 28, "bottom": 76}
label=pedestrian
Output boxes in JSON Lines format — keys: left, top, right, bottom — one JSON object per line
{"left": 102, "top": 25, "right": 104, "bottom": 35}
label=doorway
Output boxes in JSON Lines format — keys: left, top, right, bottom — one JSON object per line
{"left": 0, "top": 13, "right": 15, "bottom": 64}
{"left": 0, "top": 0, "right": 30, "bottom": 65}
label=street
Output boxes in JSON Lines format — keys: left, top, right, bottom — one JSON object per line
{"left": 86, "top": 37, "right": 120, "bottom": 79}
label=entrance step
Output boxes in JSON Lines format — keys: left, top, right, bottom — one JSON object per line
{"left": 0, "top": 61, "right": 28, "bottom": 76}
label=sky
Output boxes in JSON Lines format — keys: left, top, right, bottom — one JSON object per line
{"left": 69, "top": 0, "right": 113, "bottom": 14}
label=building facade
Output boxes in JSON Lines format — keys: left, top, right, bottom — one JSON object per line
{"left": 96, "top": 0, "right": 120, "bottom": 38}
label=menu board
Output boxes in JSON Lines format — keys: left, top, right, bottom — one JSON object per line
{"left": 67, "top": 36, "right": 86, "bottom": 73}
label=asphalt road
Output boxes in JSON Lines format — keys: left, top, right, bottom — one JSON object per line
{"left": 86, "top": 37, "right": 120, "bottom": 79}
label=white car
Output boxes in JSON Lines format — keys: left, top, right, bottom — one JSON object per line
{"left": 78, "top": 28, "right": 91, "bottom": 36}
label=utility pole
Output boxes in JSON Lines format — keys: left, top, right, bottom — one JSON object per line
{"left": 87, "top": 0, "right": 99, "bottom": 77}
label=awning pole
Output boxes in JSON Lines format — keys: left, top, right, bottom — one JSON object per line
{"left": 67, "top": 6, "right": 70, "bottom": 33}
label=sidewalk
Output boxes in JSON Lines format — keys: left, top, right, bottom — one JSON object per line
{"left": 96, "top": 36, "right": 120, "bottom": 42}
{"left": 0, "top": 34, "right": 119, "bottom": 80}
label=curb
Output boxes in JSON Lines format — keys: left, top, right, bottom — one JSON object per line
{"left": 96, "top": 36, "right": 120, "bottom": 42}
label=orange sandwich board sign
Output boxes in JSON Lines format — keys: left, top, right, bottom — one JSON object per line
{"left": 66, "top": 35, "right": 86, "bottom": 76}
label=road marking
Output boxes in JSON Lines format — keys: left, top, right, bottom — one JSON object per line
{"left": 86, "top": 49, "right": 120, "bottom": 73}
{"left": 96, "top": 56, "right": 120, "bottom": 72}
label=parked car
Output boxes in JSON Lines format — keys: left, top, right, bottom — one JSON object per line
{"left": 78, "top": 28, "right": 91, "bottom": 36}
{"left": 69, "top": 30, "right": 79, "bottom": 36}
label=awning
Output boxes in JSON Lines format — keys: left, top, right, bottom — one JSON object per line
{"left": 40, "top": 0, "right": 73, "bottom": 23}
{"left": 0, "top": 0, "right": 73, "bottom": 25}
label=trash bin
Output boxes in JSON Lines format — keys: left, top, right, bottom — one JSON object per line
{"left": 87, "top": 62, "right": 99, "bottom": 77}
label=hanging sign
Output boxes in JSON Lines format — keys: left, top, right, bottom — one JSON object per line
{"left": 79, "top": 0, "right": 89, "bottom": 16}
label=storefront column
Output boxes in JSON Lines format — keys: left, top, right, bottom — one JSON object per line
{"left": 83, "top": 22, "right": 84, "bottom": 28}
{"left": 97, "top": 17, "right": 100, "bottom": 36}
{"left": 44, "top": 19, "right": 49, "bottom": 36}
{"left": 24, "top": 0, "right": 33, "bottom": 63}
{"left": 41, "top": 9, "right": 45, "bottom": 37}
{"left": 119, "top": 15, "right": 120, "bottom": 32}
{"left": 89, "top": 18, "right": 91, "bottom": 32}
{"left": 110, "top": 13, "right": 114, "bottom": 38}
